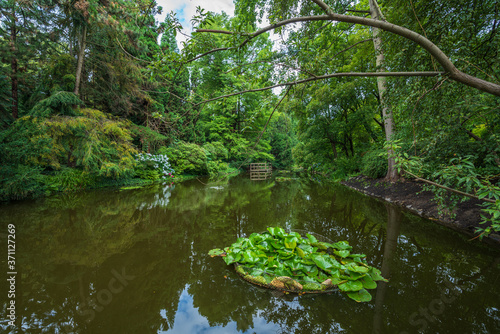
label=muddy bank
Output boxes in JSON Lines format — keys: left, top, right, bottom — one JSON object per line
{"left": 341, "top": 175, "right": 500, "bottom": 245}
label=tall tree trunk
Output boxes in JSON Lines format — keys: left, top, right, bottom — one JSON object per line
{"left": 10, "top": 6, "right": 18, "bottom": 119}
{"left": 369, "top": 0, "right": 398, "bottom": 181}
{"left": 329, "top": 138, "right": 338, "bottom": 159}
{"left": 74, "top": 25, "right": 87, "bottom": 97}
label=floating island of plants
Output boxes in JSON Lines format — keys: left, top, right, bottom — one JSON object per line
{"left": 209, "top": 227, "right": 387, "bottom": 302}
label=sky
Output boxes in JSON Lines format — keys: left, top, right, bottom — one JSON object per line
{"left": 158, "top": 286, "right": 281, "bottom": 333}
{"left": 155, "top": 0, "right": 236, "bottom": 48}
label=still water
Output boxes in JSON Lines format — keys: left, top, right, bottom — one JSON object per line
{"left": 0, "top": 174, "right": 499, "bottom": 333}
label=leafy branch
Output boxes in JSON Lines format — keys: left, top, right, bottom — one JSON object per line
{"left": 386, "top": 141, "right": 500, "bottom": 238}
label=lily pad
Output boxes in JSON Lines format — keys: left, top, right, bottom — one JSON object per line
{"left": 209, "top": 228, "right": 386, "bottom": 301}
{"left": 338, "top": 280, "right": 364, "bottom": 292}
{"left": 208, "top": 248, "right": 225, "bottom": 257}
{"left": 347, "top": 288, "right": 372, "bottom": 302}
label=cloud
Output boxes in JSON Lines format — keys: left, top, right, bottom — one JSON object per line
{"left": 155, "top": 0, "right": 235, "bottom": 48}
{"left": 159, "top": 286, "right": 280, "bottom": 334}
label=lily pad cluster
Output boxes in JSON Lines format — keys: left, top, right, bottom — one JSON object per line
{"left": 209, "top": 227, "right": 387, "bottom": 302}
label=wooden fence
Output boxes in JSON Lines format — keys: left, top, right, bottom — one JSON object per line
{"left": 249, "top": 162, "right": 272, "bottom": 180}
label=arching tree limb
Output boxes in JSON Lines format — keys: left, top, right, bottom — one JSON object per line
{"left": 196, "top": 4, "right": 500, "bottom": 97}
{"left": 195, "top": 71, "right": 443, "bottom": 106}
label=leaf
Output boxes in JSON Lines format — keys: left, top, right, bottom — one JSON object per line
{"left": 296, "top": 247, "right": 306, "bottom": 258}
{"left": 304, "top": 265, "right": 319, "bottom": 277}
{"left": 277, "top": 249, "right": 294, "bottom": 259}
{"left": 311, "top": 242, "right": 328, "bottom": 250}
{"left": 344, "top": 271, "right": 365, "bottom": 281}
{"left": 368, "top": 268, "right": 388, "bottom": 282}
{"left": 330, "top": 277, "right": 344, "bottom": 285}
{"left": 311, "top": 254, "right": 333, "bottom": 270}
{"left": 346, "top": 288, "right": 372, "bottom": 302}
{"left": 223, "top": 253, "right": 238, "bottom": 265}
{"left": 348, "top": 253, "right": 366, "bottom": 259}
{"left": 350, "top": 265, "right": 369, "bottom": 273}
{"left": 267, "top": 227, "right": 277, "bottom": 235}
{"left": 360, "top": 275, "right": 377, "bottom": 289}
{"left": 250, "top": 268, "right": 264, "bottom": 276}
{"left": 242, "top": 250, "right": 259, "bottom": 264}
{"left": 338, "top": 280, "right": 363, "bottom": 292}
{"left": 332, "top": 241, "right": 352, "bottom": 250}
{"left": 284, "top": 237, "right": 298, "bottom": 250}
{"left": 267, "top": 227, "right": 285, "bottom": 238}
{"left": 270, "top": 240, "right": 284, "bottom": 250}
{"left": 299, "top": 244, "right": 314, "bottom": 253}
{"left": 208, "top": 248, "right": 224, "bottom": 257}
{"left": 334, "top": 250, "right": 350, "bottom": 258}
{"left": 306, "top": 233, "right": 318, "bottom": 243}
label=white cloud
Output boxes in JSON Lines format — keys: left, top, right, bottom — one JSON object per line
{"left": 155, "top": 0, "right": 235, "bottom": 48}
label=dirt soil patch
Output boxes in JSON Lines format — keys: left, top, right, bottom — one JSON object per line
{"left": 341, "top": 175, "right": 499, "bottom": 245}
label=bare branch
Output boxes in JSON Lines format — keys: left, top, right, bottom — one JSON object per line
{"left": 115, "top": 37, "right": 151, "bottom": 63}
{"left": 226, "top": 60, "right": 319, "bottom": 78}
{"left": 346, "top": 10, "right": 370, "bottom": 14}
{"left": 196, "top": 71, "right": 443, "bottom": 106}
{"left": 196, "top": 29, "right": 249, "bottom": 36}
{"left": 186, "top": 47, "right": 236, "bottom": 63}
{"left": 404, "top": 170, "right": 495, "bottom": 203}
{"left": 328, "top": 38, "right": 372, "bottom": 61}
{"left": 141, "top": 89, "right": 196, "bottom": 106}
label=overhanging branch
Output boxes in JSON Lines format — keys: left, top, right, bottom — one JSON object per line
{"left": 196, "top": 71, "right": 443, "bottom": 106}
{"left": 404, "top": 170, "right": 495, "bottom": 203}
{"left": 195, "top": 7, "right": 500, "bottom": 96}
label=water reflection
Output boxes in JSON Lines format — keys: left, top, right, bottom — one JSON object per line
{"left": 162, "top": 285, "right": 280, "bottom": 334}
{"left": 0, "top": 175, "right": 499, "bottom": 334}
{"left": 372, "top": 204, "right": 401, "bottom": 334}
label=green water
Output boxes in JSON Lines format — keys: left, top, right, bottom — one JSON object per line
{"left": 1, "top": 174, "right": 499, "bottom": 333}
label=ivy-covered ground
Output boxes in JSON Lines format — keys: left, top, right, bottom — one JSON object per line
{"left": 342, "top": 176, "right": 500, "bottom": 245}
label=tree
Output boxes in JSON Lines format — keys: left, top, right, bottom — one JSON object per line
{"left": 0, "top": 0, "right": 57, "bottom": 119}
{"left": 369, "top": 0, "right": 397, "bottom": 180}
{"left": 192, "top": 0, "right": 500, "bottom": 180}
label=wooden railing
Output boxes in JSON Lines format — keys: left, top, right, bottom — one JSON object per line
{"left": 249, "top": 162, "right": 272, "bottom": 180}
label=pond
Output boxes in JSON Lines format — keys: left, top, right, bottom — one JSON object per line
{"left": 0, "top": 174, "right": 499, "bottom": 333}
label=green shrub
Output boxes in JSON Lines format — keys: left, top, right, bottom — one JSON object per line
{"left": 0, "top": 165, "right": 47, "bottom": 201}
{"left": 361, "top": 149, "right": 387, "bottom": 179}
{"left": 134, "top": 153, "right": 174, "bottom": 180}
{"left": 130, "top": 125, "right": 169, "bottom": 153}
{"left": 203, "top": 141, "right": 228, "bottom": 161}
{"left": 134, "top": 168, "right": 161, "bottom": 181}
{"left": 329, "top": 156, "right": 361, "bottom": 180}
{"left": 207, "top": 160, "right": 231, "bottom": 178}
{"left": 44, "top": 167, "right": 96, "bottom": 192}
{"left": 1, "top": 106, "right": 138, "bottom": 179}
{"left": 159, "top": 141, "right": 208, "bottom": 175}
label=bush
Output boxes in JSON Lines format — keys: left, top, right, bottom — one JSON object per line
{"left": 330, "top": 156, "right": 361, "bottom": 180}
{"left": 134, "top": 153, "right": 174, "bottom": 181}
{"left": 43, "top": 167, "right": 96, "bottom": 192}
{"left": 203, "top": 141, "right": 228, "bottom": 161}
{"left": 159, "top": 141, "right": 208, "bottom": 175}
{"left": 361, "top": 149, "right": 387, "bottom": 179}
{"left": 0, "top": 165, "right": 47, "bottom": 201}
{"left": 1, "top": 106, "right": 138, "bottom": 179}
{"left": 207, "top": 160, "right": 231, "bottom": 178}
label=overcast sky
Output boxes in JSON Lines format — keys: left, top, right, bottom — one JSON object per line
{"left": 155, "top": 0, "right": 235, "bottom": 48}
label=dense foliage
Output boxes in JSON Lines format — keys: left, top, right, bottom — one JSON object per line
{"left": 0, "top": 0, "right": 499, "bottom": 236}
{"left": 210, "top": 227, "right": 388, "bottom": 302}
